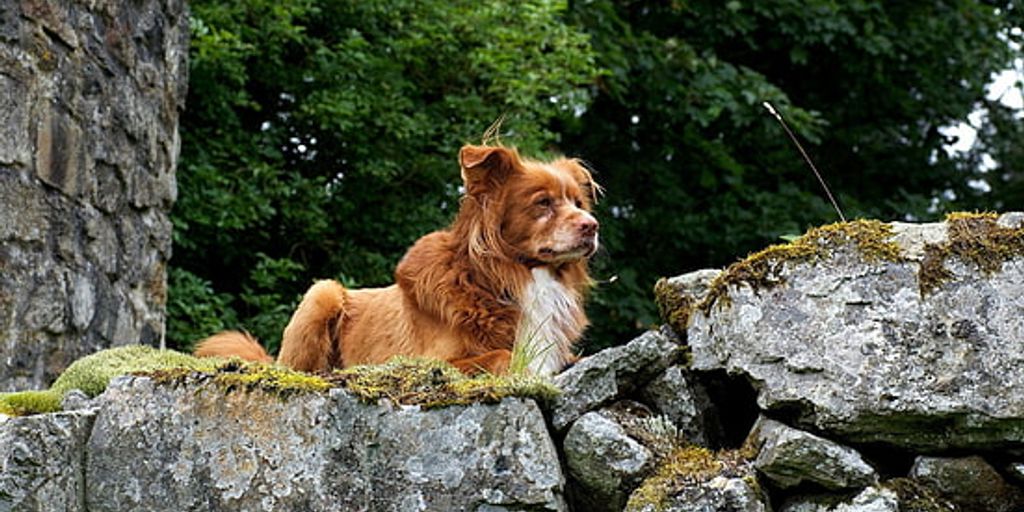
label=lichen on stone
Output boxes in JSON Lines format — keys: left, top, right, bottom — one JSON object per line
{"left": 919, "top": 212, "right": 1024, "bottom": 295}
{"left": 327, "top": 356, "right": 561, "bottom": 409}
{"left": 624, "top": 444, "right": 757, "bottom": 512}
{"left": 697, "top": 219, "right": 903, "bottom": 316}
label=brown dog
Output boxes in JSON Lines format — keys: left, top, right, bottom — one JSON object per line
{"left": 194, "top": 145, "right": 600, "bottom": 376}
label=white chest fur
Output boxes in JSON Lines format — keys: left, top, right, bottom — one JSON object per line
{"left": 516, "top": 268, "right": 579, "bottom": 376}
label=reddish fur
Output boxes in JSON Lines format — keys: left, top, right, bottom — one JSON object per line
{"left": 194, "top": 145, "right": 600, "bottom": 375}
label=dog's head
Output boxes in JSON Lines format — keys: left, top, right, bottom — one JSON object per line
{"left": 459, "top": 145, "right": 600, "bottom": 266}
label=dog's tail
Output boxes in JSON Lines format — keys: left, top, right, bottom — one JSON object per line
{"left": 276, "top": 279, "right": 348, "bottom": 373}
{"left": 194, "top": 331, "right": 275, "bottom": 364}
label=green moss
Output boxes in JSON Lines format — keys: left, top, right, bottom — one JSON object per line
{"left": 882, "top": 478, "right": 956, "bottom": 512}
{"left": 142, "top": 360, "right": 332, "bottom": 397}
{"left": 327, "top": 356, "right": 560, "bottom": 409}
{"left": 919, "top": 212, "right": 1024, "bottom": 295}
{"left": 653, "top": 278, "right": 696, "bottom": 337}
{"left": 625, "top": 445, "right": 756, "bottom": 512}
{"left": 0, "top": 390, "right": 62, "bottom": 416}
{"left": 0, "top": 347, "right": 559, "bottom": 417}
{"left": 698, "top": 219, "right": 903, "bottom": 315}
{"left": 0, "top": 345, "right": 224, "bottom": 416}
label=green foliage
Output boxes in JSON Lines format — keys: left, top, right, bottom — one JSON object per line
{"left": 171, "top": 0, "right": 1024, "bottom": 353}
{"left": 166, "top": 267, "right": 239, "bottom": 349}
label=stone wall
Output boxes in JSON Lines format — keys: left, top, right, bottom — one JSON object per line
{"left": 0, "top": 0, "right": 187, "bottom": 390}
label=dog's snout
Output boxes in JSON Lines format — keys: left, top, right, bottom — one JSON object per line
{"left": 577, "top": 216, "right": 599, "bottom": 236}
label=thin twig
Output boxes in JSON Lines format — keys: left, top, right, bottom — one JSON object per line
{"left": 763, "top": 101, "right": 846, "bottom": 222}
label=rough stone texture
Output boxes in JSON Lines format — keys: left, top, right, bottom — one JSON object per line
{"left": 686, "top": 214, "right": 1024, "bottom": 450}
{"left": 781, "top": 480, "right": 958, "bottom": 512}
{"left": 909, "top": 455, "right": 1024, "bottom": 512}
{"left": 84, "top": 377, "right": 567, "bottom": 512}
{"left": 640, "top": 365, "right": 720, "bottom": 447}
{"left": 0, "top": 409, "right": 97, "bottom": 511}
{"left": 549, "top": 326, "right": 683, "bottom": 431}
{"left": 564, "top": 411, "right": 653, "bottom": 512}
{"left": 752, "top": 417, "right": 877, "bottom": 491}
{"left": 0, "top": 0, "right": 187, "bottom": 391}
{"left": 780, "top": 487, "right": 900, "bottom": 512}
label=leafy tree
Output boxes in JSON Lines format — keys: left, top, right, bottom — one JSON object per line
{"left": 170, "top": 0, "right": 599, "bottom": 352}
{"left": 561, "top": 0, "right": 1024, "bottom": 348}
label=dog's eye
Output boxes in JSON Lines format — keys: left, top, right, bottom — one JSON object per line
{"left": 574, "top": 198, "right": 584, "bottom": 208}
{"left": 536, "top": 197, "right": 553, "bottom": 208}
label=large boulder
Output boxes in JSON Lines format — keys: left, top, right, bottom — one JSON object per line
{"left": 676, "top": 213, "right": 1024, "bottom": 451}
{"left": 85, "top": 376, "right": 567, "bottom": 511}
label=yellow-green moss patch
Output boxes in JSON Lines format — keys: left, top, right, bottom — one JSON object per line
{"left": 0, "top": 390, "right": 62, "bottom": 416}
{"left": 328, "top": 357, "right": 560, "bottom": 409}
{"left": 0, "top": 345, "right": 224, "bottom": 416}
{"left": 142, "top": 360, "right": 332, "bottom": 397}
{"left": 625, "top": 445, "right": 756, "bottom": 512}
{"left": 698, "top": 219, "right": 903, "bottom": 316}
{"left": 919, "top": 212, "right": 1024, "bottom": 295}
{"left": 1, "top": 346, "right": 561, "bottom": 416}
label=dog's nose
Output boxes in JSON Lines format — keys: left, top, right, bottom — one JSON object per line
{"left": 577, "top": 216, "right": 599, "bottom": 237}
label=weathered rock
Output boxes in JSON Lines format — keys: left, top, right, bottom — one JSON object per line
{"left": 564, "top": 411, "right": 654, "bottom": 511}
{"left": 0, "top": 0, "right": 187, "bottom": 390}
{"left": 780, "top": 487, "right": 899, "bottom": 512}
{"left": 685, "top": 214, "right": 1024, "bottom": 450}
{"left": 640, "top": 365, "right": 720, "bottom": 447}
{"left": 752, "top": 417, "right": 877, "bottom": 490}
{"left": 0, "top": 410, "right": 96, "bottom": 511}
{"left": 85, "top": 376, "right": 567, "bottom": 511}
{"left": 549, "top": 327, "right": 683, "bottom": 431}
{"left": 780, "top": 480, "right": 955, "bottom": 512}
{"left": 909, "top": 455, "right": 1024, "bottom": 512}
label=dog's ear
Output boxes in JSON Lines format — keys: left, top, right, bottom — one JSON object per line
{"left": 460, "top": 145, "right": 519, "bottom": 195}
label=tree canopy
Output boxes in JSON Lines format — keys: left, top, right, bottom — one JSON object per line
{"left": 170, "top": 0, "right": 1024, "bottom": 353}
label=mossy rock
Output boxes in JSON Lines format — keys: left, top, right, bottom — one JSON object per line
{"left": 919, "top": 212, "right": 1024, "bottom": 294}
{"left": 658, "top": 213, "right": 1024, "bottom": 331}
{"left": 327, "top": 356, "right": 561, "bottom": 409}
{"left": 1, "top": 345, "right": 223, "bottom": 416}
{"left": 625, "top": 444, "right": 760, "bottom": 512}
{"left": 1, "top": 347, "right": 560, "bottom": 416}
